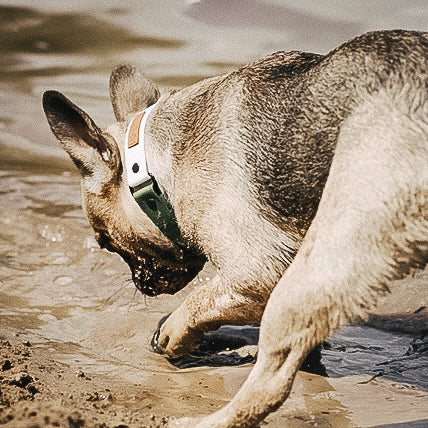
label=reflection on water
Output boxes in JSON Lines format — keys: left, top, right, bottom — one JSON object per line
{"left": 325, "top": 327, "right": 428, "bottom": 390}
{"left": 0, "top": 5, "right": 184, "bottom": 56}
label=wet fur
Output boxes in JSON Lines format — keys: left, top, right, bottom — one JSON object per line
{"left": 43, "top": 30, "right": 427, "bottom": 427}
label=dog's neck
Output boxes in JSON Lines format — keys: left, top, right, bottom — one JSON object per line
{"left": 124, "top": 103, "right": 184, "bottom": 245}
{"left": 142, "top": 99, "right": 176, "bottom": 203}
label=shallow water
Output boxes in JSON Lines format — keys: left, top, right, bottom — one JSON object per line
{"left": 1, "top": 0, "right": 428, "bottom": 423}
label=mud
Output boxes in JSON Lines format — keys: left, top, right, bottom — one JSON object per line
{"left": 1, "top": 1, "right": 428, "bottom": 427}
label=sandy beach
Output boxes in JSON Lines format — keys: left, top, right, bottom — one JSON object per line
{"left": 0, "top": 269, "right": 427, "bottom": 427}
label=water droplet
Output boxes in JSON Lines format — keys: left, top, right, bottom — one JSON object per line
{"left": 54, "top": 276, "right": 73, "bottom": 285}
{"left": 40, "top": 225, "right": 64, "bottom": 242}
{"left": 83, "top": 236, "right": 98, "bottom": 250}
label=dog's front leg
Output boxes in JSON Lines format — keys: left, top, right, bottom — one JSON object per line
{"left": 167, "top": 229, "right": 367, "bottom": 427}
{"left": 167, "top": 265, "right": 337, "bottom": 428}
{"left": 152, "top": 274, "right": 267, "bottom": 358}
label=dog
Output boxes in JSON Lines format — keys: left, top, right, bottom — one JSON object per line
{"left": 43, "top": 29, "right": 427, "bottom": 427}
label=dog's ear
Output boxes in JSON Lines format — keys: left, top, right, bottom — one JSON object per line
{"left": 42, "top": 90, "right": 119, "bottom": 180}
{"left": 109, "top": 64, "right": 160, "bottom": 122}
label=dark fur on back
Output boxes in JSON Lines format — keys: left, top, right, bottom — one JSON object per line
{"left": 238, "top": 30, "right": 427, "bottom": 233}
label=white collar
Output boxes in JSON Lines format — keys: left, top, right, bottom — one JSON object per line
{"left": 124, "top": 103, "right": 156, "bottom": 189}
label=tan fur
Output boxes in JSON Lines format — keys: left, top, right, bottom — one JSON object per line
{"left": 171, "top": 89, "right": 427, "bottom": 428}
{"left": 43, "top": 30, "right": 427, "bottom": 427}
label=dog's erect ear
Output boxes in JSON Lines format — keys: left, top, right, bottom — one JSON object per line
{"left": 109, "top": 64, "right": 160, "bottom": 122}
{"left": 42, "top": 90, "right": 119, "bottom": 180}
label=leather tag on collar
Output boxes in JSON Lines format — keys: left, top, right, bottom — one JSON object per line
{"left": 127, "top": 112, "right": 144, "bottom": 148}
{"left": 125, "top": 105, "right": 155, "bottom": 189}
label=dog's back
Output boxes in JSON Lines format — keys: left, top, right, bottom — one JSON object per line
{"left": 238, "top": 30, "right": 427, "bottom": 237}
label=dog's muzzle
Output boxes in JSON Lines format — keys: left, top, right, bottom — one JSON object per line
{"left": 129, "top": 254, "right": 204, "bottom": 297}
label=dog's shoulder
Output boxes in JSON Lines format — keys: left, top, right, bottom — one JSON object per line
{"left": 235, "top": 30, "right": 426, "bottom": 88}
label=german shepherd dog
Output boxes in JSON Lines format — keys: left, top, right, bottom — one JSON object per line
{"left": 43, "top": 30, "right": 427, "bottom": 427}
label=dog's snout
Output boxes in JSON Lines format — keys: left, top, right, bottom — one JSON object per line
{"left": 127, "top": 253, "right": 203, "bottom": 297}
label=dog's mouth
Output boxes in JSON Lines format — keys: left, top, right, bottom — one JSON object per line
{"left": 94, "top": 230, "right": 205, "bottom": 296}
{"left": 129, "top": 255, "right": 202, "bottom": 296}
{"left": 123, "top": 248, "right": 205, "bottom": 296}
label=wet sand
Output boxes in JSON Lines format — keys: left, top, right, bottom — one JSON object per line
{"left": 1, "top": 1, "right": 427, "bottom": 427}
{"left": 1, "top": 294, "right": 427, "bottom": 428}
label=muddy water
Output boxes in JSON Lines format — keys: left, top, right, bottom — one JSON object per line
{"left": 1, "top": 1, "right": 428, "bottom": 425}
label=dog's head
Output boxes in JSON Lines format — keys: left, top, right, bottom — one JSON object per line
{"left": 42, "top": 66, "right": 205, "bottom": 296}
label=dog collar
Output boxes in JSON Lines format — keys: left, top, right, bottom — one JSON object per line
{"left": 125, "top": 105, "right": 185, "bottom": 246}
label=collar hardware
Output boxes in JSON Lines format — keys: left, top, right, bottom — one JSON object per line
{"left": 132, "top": 180, "right": 184, "bottom": 245}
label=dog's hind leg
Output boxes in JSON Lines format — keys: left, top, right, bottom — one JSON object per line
{"left": 170, "top": 95, "right": 428, "bottom": 427}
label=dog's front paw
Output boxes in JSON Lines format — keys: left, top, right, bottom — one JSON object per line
{"left": 151, "top": 313, "right": 171, "bottom": 354}
{"left": 151, "top": 310, "right": 203, "bottom": 358}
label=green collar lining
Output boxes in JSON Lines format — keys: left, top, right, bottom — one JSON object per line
{"left": 131, "top": 179, "right": 186, "bottom": 246}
